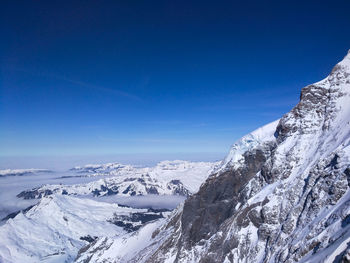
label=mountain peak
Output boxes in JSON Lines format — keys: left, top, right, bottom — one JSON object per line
{"left": 328, "top": 50, "right": 350, "bottom": 83}
{"left": 115, "top": 50, "right": 350, "bottom": 263}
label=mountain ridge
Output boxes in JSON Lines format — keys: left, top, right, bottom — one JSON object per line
{"left": 17, "top": 160, "right": 218, "bottom": 200}
{"left": 76, "top": 50, "right": 350, "bottom": 262}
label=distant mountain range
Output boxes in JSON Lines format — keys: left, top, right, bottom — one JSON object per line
{"left": 1, "top": 50, "right": 350, "bottom": 262}
{"left": 17, "top": 160, "right": 218, "bottom": 199}
{"left": 0, "top": 160, "right": 217, "bottom": 262}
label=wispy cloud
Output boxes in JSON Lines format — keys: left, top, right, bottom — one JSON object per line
{"left": 58, "top": 77, "right": 143, "bottom": 102}
{"left": 196, "top": 105, "right": 253, "bottom": 111}
{"left": 3, "top": 66, "right": 143, "bottom": 102}
{"left": 97, "top": 135, "right": 211, "bottom": 144}
{"left": 143, "top": 120, "right": 210, "bottom": 128}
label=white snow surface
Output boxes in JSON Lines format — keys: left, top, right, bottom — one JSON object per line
{"left": 3, "top": 52, "right": 350, "bottom": 263}
{"left": 0, "top": 160, "right": 217, "bottom": 263}
{"left": 76, "top": 50, "right": 350, "bottom": 262}
{"left": 0, "top": 194, "right": 148, "bottom": 263}
{"left": 75, "top": 203, "right": 185, "bottom": 263}
{"left": 217, "top": 119, "right": 279, "bottom": 172}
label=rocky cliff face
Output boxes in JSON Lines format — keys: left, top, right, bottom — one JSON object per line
{"left": 143, "top": 51, "right": 350, "bottom": 263}
{"left": 76, "top": 51, "right": 350, "bottom": 263}
{"left": 74, "top": 51, "right": 350, "bottom": 263}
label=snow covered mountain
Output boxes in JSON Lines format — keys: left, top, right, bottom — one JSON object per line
{"left": 0, "top": 160, "right": 217, "bottom": 262}
{"left": 17, "top": 160, "right": 218, "bottom": 199}
{"left": 70, "top": 162, "right": 135, "bottom": 176}
{"left": 0, "top": 194, "right": 168, "bottom": 263}
{"left": 2, "top": 51, "right": 350, "bottom": 263}
{"left": 76, "top": 51, "right": 350, "bottom": 263}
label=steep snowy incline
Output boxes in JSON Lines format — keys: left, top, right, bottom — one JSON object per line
{"left": 0, "top": 194, "right": 166, "bottom": 263}
{"left": 160, "top": 50, "right": 350, "bottom": 263}
{"left": 17, "top": 160, "right": 218, "bottom": 199}
{"left": 75, "top": 203, "right": 184, "bottom": 263}
{"left": 76, "top": 50, "right": 350, "bottom": 263}
{"left": 217, "top": 119, "right": 279, "bottom": 173}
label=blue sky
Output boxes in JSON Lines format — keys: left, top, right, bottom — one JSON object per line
{"left": 1, "top": 0, "right": 350, "bottom": 158}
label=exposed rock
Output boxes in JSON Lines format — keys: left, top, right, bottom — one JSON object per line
{"left": 113, "top": 50, "right": 350, "bottom": 263}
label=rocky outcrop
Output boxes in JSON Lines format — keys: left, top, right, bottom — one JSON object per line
{"left": 69, "top": 51, "right": 350, "bottom": 263}
{"left": 132, "top": 50, "right": 350, "bottom": 263}
{"left": 181, "top": 143, "right": 275, "bottom": 246}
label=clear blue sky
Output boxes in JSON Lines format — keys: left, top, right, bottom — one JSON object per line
{"left": 1, "top": 0, "right": 350, "bottom": 157}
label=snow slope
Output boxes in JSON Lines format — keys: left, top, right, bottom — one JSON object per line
{"left": 77, "top": 50, "right": 350, "bottom": 262}
{"left": 3, "top": 51, "right": 350, "bottom": 263}
{"left": 0, "top": 194, "right": 164, "bottom": 263}
{"left": 217, "top": 120, "right": 279, "bottom": 173}
{"left": 0, "top": 160, "right": 217, "bottom": 262}
{"left": 75, "top": 204, "right": 184, "bottom": 263}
